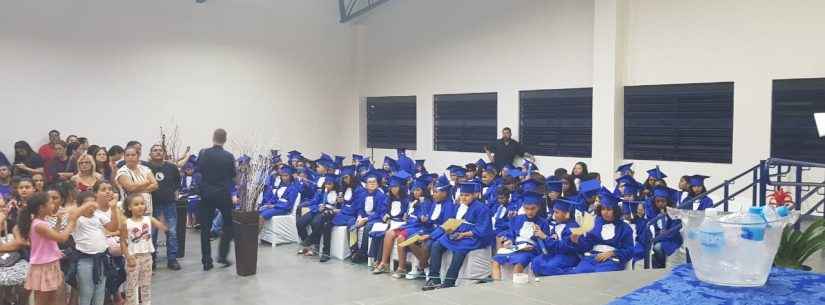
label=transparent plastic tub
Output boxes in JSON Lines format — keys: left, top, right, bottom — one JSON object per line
{"left": 668, "top": 206, "right": 798, "bottom": 287}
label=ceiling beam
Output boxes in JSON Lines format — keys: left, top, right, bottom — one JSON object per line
{"left": 339, "top": 0, "right": 390, "bottom": 23}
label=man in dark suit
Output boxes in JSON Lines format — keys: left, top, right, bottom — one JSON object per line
{"left": 196, "top": 129, "right": 237, "bottom": 271}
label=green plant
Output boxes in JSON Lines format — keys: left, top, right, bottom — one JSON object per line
{"left": 774, "top": 219, "right": 825, "bottom": 269}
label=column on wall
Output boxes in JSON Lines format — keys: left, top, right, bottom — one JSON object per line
{"left": 591, "top": 0, "right": 627, "bottom": 176}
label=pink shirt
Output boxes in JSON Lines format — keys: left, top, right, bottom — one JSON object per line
{"left": 29, "top": 218, "right": 62, "bottom": 264}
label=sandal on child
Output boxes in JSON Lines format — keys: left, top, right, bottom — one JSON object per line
{"left": 371, "top": 264, "right": 389, "bottom": 274}
{"left": 391, "top": 269, "right": 407, "bottom": 279}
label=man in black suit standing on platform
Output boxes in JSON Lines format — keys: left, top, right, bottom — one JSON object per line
{"left": 196, "top": 129, "right": 236, "bottom": 271}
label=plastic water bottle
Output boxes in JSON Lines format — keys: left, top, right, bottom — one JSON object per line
{"left": 740, "top": 207, "right": 767, "bottom": 241}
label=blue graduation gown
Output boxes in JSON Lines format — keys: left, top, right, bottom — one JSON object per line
{"left": 422, "top": 198, "right": 457, "bottom": 241}
{"left": 260, "top": 180, "right": 301, "bottom": 218}
{"left": 573, "top": 217, "right": 634, "bottom": 273}
{"left": 435, "top": 200, "right": 493, "bottom": 253}
{"left": 636, "top": 210, "right": 683, "bottom": 258}
{"left": 359, "top": 189, "right": 389, "bottom": 225}
{"left": 180, "top": 173, "right": 202, "bottom": 209}
{"left": 532, "top": 219, "right": 581, "bottom": 276}
{"left": 684, "top": 196, "right": 713, "bottom": 210}
{"left": 384, "top": 196, "right": 409, "bottom": 223}
{"left": 492, "top": 203, "right": 511, "bottom": 236}
{"left": 332, "top": 188, "right": 364, "bottom": 226}
{"left": 400, "top": 198, "right": 432, "bottom": 236}
{"left": 493, "top": 215, "right": 550, "bottom": 266}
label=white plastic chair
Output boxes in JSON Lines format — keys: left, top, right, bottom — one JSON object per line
{"left": 260, "top": 194, "right": 302, "bottom": 245}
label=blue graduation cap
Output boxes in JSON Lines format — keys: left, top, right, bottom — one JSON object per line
{"left": 334, "top": 156, "right": 346, "bottom": 168}
{"left": 521, "top": 191, "right": 544, "bottom": 205}
{"left": 553, "top": 198, "right": 577, "bottom": 213}
{"left": 361, "top": 170, "right": 382, "bottom": 182}
{"left": 305, "top": 168, "right": 319, "bottom": 182}
{"left": 523, "top": 160, "right": 539, "bottom": 173}
{"left": 278, "top": 165, "right": 296, "bottom": 175}
{"left": 434, "top": 175, "right": 451, "bottom": 192}
{"left": 396, "top": 148, "right": 407, "bottom": 157}
{"left": 339, "top": 165, "right": 355, "bottom": 177}
{"left": 507, "top": 168, "right": 524, "bottom": 178}
{"left": 388, "top": 171, "right": 411, "bottom": 187}
{"left": 352, "top": 154, "right": 364, "bottom": 162}
{"left": 646, "top": 166, "right": 667, "bottom": 180}
{"left": 616, "top": 175, "right": 643, "bottom": 196}
{"left": 652, "top": 185, "right": 674, "bottom": 199}
{"left": 316, "top": 158, "right": 335, "bottom": 169}
{"left": 320, "top": 153, "right": 333, "bottom": 162}
{"left": 520, "top": 179, "right": 541, "bottom": 193}
{"left": 546, "top": 178, "right": 563, "bottom": 193}
{"left": 322, "top": 173, "right": 339, "bottom": 184}
{"left": 459, "top": 181, "right": 481, "bottom": 194}
{"left": 598, "top": 187, "right": 622, "bottom": 209}
{"left": 412, "top": 175, "right": 433, "bottom": 191}
{"left": 373, "top": 169, "right": 389, "bottom": 181}
{"left": 688, "top": 175, "right": 710, "bottom": 187}
{"left": 475, "top": 159, "right": 488, "bottom": 171}
{"left": 616, "top": 163, "right": 633, "bottom": 175}
{"left": 447, "top": 165, "right": 466, "bottom": 177}
{"left": 579, "top": 179, "right": 601, "bottom": 197}
{"left": 288, "top": 150, "right": 302, "bottom": 161}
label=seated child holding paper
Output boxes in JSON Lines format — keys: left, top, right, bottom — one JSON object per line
{"left": 399, "top": 175, "right": 456, "bottom": 280}
{"left": 422, "top": 182, "right": 493, "bottom": 291}
{"left": 491, "top": 187, "right": 513, "bottom": 249}
{"left": 531, "top": 198, "right": 581, "bottom": 277}
{"left": 490, "top": 191, "right": 550, "bottom": 280}
{"left": 570, "top": 188, "right": 634, "bottom": 273}
{"left": 366, "top": 172, "right": 410, "bottom": 267}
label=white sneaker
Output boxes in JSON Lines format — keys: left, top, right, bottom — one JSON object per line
{"left": 405, "top": 270, "right": 423, "bottom": 280}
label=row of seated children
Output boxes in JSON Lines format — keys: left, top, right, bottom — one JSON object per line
{"left": 252, "top": 149, "right": 714, "bottom": 290}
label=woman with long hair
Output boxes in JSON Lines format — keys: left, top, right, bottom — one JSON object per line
{"left": 570, "top": 162, "right": 589, "bottom": 189}
{"left": 90, "top": 146, "right": 112, "bottom": 181}
{"left": 71, "top": 154, "right": 102, "bottom": 193}
{"left": 560, "top": 174, "right": 578, "bottom": 198}
{"left": 13, "top": 141, "right": 45, "bottom": 177}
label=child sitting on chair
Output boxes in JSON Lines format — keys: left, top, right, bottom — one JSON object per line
{"left": 490, "top": 191, "right": 549, "bottom": 280}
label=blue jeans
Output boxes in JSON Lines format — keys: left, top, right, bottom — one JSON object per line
{"left": 152, "top": 201, "right": 179, "bottom": 263}
{"left": 76, "top": 257, "right": 106, "bottom": 305}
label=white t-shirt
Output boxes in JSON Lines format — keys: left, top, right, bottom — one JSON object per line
{"left": 116, "top": 165, "right": 154, "bottom": 215}
{"left": 72, "top": 209, "right": 112, "bottom": 255}
{"left": 126, "top": 216, "right": 154, "bottom": 255}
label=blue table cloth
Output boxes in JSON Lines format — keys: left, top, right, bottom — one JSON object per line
{"left": 610, "top": 264, "right": 825, "bottom": 305}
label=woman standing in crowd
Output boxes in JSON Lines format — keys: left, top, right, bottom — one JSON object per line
{"left": 13, "top": 141, "right": 44, "bottom": 178}
{"left": 89, "top": 147, "right": 112, "bottom": 182}
{"left": 32, "top": 174, "right": 46, "bottom": 193}
{"left": 71, "top": 154, "right": 102, "bottom": 193}
{"left": 115, "top": 148, "right": 157, "bottom": 216}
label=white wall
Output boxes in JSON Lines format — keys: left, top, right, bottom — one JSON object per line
{"left": 355, "top": 0, "right": 595, "bottom": 173}
{"left": 355, "top": 0, "right": 825, "bottom": 209}
{"left": 0, "top": 0, "right": 358, "bottom": 159}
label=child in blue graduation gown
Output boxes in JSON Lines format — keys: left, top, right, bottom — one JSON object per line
{"left": 179, "top": 161, "right": 201, "bottom": 228}
{"left": 682, "top": 175, "right": 713, "bottom": 210}
{"left": 531, "top": 198, "right": 581, "bottom": 277}
{"left": 612, "top": 163, "right": 634, "bottom": 197}
{"left": 573, "top": 179, "right": 601, "bottom": 224}
{"left": 374, "top": 175, "right": 430, "bottom": 277}
{"left": 423, "top": 182, "right": 493, "bottom": 291}
{"left": 571, "top": 189, "right": 634, "bottom": 274}
{"left": 259, "top": 166, "right": 302, "bottom": 219}
{"left": 636, "top": 186, "right": 683, "bottom": 269}
{"left": 491, "top": 191, "right": 551, "bottom": 280}
{"left": 640, "top": 166, "right": 667, "bottom": 200}
{"left": 350, "top": 171, "right": 389, "bottom": 263}
{"left": 403, "top": 175, "right": 456, "bottom": 280}
{"left": 297, "top": 174, "right": 338, "bottom": 256}
{"left": 369, "top": 172, "right": 411, "bottom": 272}
{"left": 492, "top": 187, "right": 514, "bottom": 249}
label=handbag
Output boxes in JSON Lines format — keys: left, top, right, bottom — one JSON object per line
{"left": 0, "top": 234, "right": 21, "bottom": 268}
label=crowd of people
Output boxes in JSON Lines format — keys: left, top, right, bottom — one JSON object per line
{"left": 258, "top": 128, "right": 716, "bottom": 291}
{"left": 0, "top": 127, "right": 719, "bottom": 303}
{"left": 0, "top": 130, "right": 189, "bottom": 305}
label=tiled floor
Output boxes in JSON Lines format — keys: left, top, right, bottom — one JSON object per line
{"left": 154, "top": 230, "right": 823, "bottom": 305}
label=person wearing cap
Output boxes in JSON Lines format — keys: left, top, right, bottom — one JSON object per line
{"left": 531, "top": 198, "right": 581, "bottom": 277}
{"left": 613, "top": 163, "right": 634, "bottom": 196}
{"left": 259, "top": 165, "right": 302, "bottom": 219}
{"left": 374, "top": 174, "right": 430, "bottom": 278}
{"left": 636, "top": 186, "right": 683, "bottom": 268}
{"left": 684, "top": 175, "right": 713, "bottom": 210}
{"left": 414, "top": 160, "right": 427, "bottom": 178}
{"left": 641, "top": 166, "right": 668, "bottom": 200}
{"left": 570, "top": 189, "right": 634, "bottom": 274}
{"left": 422, "top": 181, "right": 493, "bottom": 291}
{"left": 545, "top": 178, "right": 563, "bottom": 211}
{"left": 350, "top": 171, "right": 389, "bottom": 263}
{"left": 490, "top": 191, "right": 551, "bottom": 280}
{"left": 402, "top": 175, "right": 457, "bottom": 280}
{"left": 447, "top": 165, "right": 467, "bottom": 202}
{"left": 615, "top": 175, "right": 643, "bottom": 220}
{"left": 479, "top": 164, "right": 500, "bottom": 211}
{"left": 484, "top": 127, "right": 534, "bottom": 171}
{"left": 492, "top": 187, "right": 515, "bottom": 249}
{"left": 572, "top": 179, "right": 601, "bottom": 225}
{"left": 297, "top": 174, "right": 339, "bottom": 261}
{"left": 179, "top": 160, "right": 202, "bottom": 229}
{"left": 369, "top": 171, "right": 411, "bottom": 272}
{"left": 396, "top": 148, "right": 416, "bottom": 174}
{"left": 331, "top": 170, "right": 368, "bottom": 253}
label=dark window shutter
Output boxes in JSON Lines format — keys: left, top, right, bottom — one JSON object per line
{"left": 771, "top": 78, "right": 825, "bottom": 163}
{"left": 434, "top": 93, "right": 497, "bottom": 153}
{"left": 624, "top": 82, "right": 734, "bottom": 163}
{"left": 519, "top": 88, "right": 592, "bottom": 157}
{"left": 366, "top": 96, "right": 417, "bottom": 150}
